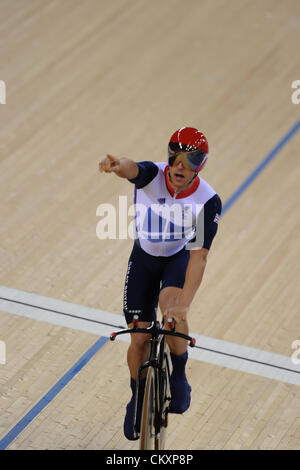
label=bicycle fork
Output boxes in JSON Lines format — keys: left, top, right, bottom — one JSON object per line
{"left": 134, "top": 339, "right": 170, "bottom": 439}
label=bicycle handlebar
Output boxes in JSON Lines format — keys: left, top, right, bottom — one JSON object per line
{"left": 110, "top": 315, "right": 196, "bottom": 348}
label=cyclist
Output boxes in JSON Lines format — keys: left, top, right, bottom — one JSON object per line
{"left": 99, "top": 127, "right": 222, "bottom": 440}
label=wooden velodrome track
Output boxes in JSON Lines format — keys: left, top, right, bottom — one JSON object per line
{"left": 0, "top": 0, "right": 300, "bottom": 450}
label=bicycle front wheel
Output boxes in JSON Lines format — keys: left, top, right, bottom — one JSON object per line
{"left": 155, "top": 343, "right": 172, "bottom": 450}
{"left": 139, "top": 367, "right": 156, "bottom": 450}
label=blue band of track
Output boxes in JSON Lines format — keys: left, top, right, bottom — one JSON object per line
{"left": 0, "top": 336, "right": 108, "bottom": 450}
{"left": 222, "top": 119, "right": 300, "bottom": 215}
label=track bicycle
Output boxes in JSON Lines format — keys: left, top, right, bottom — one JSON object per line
{"left": 110, "top": 315, "right": 196, "bottom": 450}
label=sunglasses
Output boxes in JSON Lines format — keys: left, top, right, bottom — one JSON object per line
{"left": 168, "top": 142, "right": 207, "bottom": 172}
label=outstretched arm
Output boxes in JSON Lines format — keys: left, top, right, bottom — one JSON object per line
{"left": 99, "top": 154, "right": 139, "bottom": 179}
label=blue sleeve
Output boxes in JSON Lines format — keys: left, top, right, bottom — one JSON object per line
{"left": 187, "top": 194, "right": 222, "bottom": 250}
{"left": 203, "top": 194, "right": 222, "bottom": 250}
{"left": 128, "top": 161, "right": 159, "bottom": 189}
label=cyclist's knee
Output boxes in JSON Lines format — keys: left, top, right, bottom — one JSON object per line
{"left": 128, "top": 321, "right": 151, "bottom": 350}
{"left": 130, "top": 333, "right": 150, "bottom": 351}
{"left": 159, "top": 286, "right": 182, "bottom": 314}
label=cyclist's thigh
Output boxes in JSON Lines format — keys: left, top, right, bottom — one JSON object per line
{"left": 159, "top": 247, "right": 190, "bottom": 314}
{"left": 160, "top": 247, "right": 190, "bottom": 292}
{"left": 123, "top": 242, "right": 162, "bottom": 326}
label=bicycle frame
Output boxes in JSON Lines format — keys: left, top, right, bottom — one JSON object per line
{"left": 110, "top": 316, "right": 196, "bottom": 440}
{"left": 134, "top": 322, "right": 168, "bottom": 439}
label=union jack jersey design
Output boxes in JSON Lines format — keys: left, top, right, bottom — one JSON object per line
{"left": 128, "top": 161, "right": 222, "bottom": 257}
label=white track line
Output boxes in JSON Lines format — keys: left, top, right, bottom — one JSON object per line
{"left": 0, "top": 285, "right": 299, "bottom": 386}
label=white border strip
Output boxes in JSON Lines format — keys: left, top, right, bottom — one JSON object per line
{"left": 0, "top": 285, "right": 299, "bottom": 386}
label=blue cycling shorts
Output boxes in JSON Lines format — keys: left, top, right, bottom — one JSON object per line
{"left": 123, "top": 241, "right": 190, "bottom": 325}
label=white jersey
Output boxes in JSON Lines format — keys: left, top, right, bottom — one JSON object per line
{"left": 128, "top": 162, "right": 221, "bottom": 257}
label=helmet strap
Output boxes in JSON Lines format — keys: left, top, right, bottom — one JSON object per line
{"left": 187, "top": 173, "right": 198, "bottom": 185}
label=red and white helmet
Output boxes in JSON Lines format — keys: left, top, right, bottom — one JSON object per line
{"left": 168, "top": 127, "right": 209, "bottom": 172}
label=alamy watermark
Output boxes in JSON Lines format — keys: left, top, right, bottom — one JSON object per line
{"left": 291, "top": 80, "right": 300, "bottom": 104}
{"left": 0, "top": 80, "right": 6, "bottom": 104}
{"left": 96, "top": 195, "right": 207, "bottom": 249}
{"left": 291, "top": 340, "right": 300, "bottom": 365}
{"left": 0, "top": 340, "right": 6, "bottom": 364}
